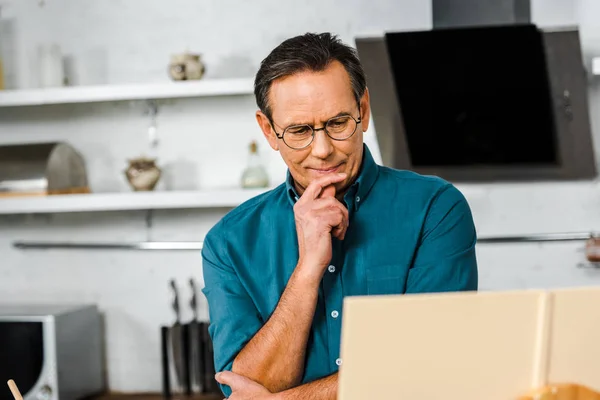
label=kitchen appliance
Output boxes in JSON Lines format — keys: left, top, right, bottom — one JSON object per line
{"left": 0, "top": 142, "right": 89, "bottom": 196}
{"left": 0, "top": 305, "right": 105, "bottom": 400}
{"left": 356, "top": 24, "right": 596, "bottom": 182}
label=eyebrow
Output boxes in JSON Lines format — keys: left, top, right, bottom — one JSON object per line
{"left": 283, "top": 110, "right": 354, "bottom": 129}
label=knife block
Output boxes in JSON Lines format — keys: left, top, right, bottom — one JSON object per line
{"left": 160, "top": 322, "right": 220, "bottom": 399}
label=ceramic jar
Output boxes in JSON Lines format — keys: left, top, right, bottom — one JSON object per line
{"left": 125, "top": 157, "right": 161, "bottom": 191}
{"left": 169, "top": 53, "right": 205, "bottom": 81}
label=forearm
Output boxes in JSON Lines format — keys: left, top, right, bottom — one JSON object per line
{"left": 276, "top": 373, "right": 338, "bottom": 400}
{"left": 232, "top": 265, "right": 321, "bottom": 392}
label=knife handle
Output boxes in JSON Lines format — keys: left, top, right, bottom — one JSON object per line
{"left": 189, "top": 278, "right": 198, "bottom": 321}
{"left": 182, "top": 323, "right": 192, "bottom": 396}
{"left": 170, "top": 279, "right": 181, "bottom": 323}
{"left": 161, "top": 326, "right": 171, "bottom": 400}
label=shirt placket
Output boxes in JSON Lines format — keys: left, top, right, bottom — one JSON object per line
{"left": 322, "top": 238, "right": 345, "bottom": 372}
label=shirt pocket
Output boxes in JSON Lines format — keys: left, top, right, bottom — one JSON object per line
{"left": 366, "top": 264, "right": 406, "bottom": 295}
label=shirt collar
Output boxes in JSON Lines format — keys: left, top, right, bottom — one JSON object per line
{"left": 285, "top": 144, "right": 379, "bottom": 210}
{"left": 286, "top": 171, "right": 301, "bottom": 205}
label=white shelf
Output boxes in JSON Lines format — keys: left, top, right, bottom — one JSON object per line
{"left": 0, "top": 78, "right": 254, "bottom": 107}
{"left": 0, "top": 188, "right": 274, "bottom": 214}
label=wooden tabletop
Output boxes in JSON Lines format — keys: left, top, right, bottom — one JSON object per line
{"left": 90, "top": 392, "right": 222, "bottom": 400}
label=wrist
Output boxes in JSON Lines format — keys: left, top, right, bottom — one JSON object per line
{"left": 291, "top": 261, "right": 324, "bottom": 288}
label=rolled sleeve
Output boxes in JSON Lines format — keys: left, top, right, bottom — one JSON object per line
{"left": 406, "top": 184, "right": 478, "bottom": 293}
{"left": 201, "top": 228, "right": 264, "bottom": 396}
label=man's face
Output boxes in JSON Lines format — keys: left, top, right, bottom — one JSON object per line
{"left": 256, "top": 60, "right": 370, "bottom": 196}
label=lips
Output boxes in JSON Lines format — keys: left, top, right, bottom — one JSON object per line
{"left": 307, "top": 163, "right": 343, "bottom": 174}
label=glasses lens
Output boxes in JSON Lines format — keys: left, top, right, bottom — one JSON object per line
{"left": 283, "top": 125, "right": 313, "bottom": 149}
{"left": 326, "top": 116, "right": 357, "bottom": 140}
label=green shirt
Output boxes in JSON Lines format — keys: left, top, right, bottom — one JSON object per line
{"left": 202, "top": 145, "right": 478, "bottom": 396}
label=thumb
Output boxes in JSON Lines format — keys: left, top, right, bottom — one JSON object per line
{"left": 215, "top": 371, "right": 251, "bottom": 390}
{"left": 321, "top": 184, "right": 336, "bottom": 198}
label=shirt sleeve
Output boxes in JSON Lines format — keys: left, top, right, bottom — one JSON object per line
{"left": 405, "top": 183, "right": 478, "bottom": 293}
{"left": 201, "top": 226, "right": 264, "bottom": 397}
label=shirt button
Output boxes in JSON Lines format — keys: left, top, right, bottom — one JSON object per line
{"left": 331, "top": 310, "right": 339, "bottom": 318}
{"left": 336, "top": 358, "right": 343, "bottom": 366}
{"left": 328, "top": 265, "right": 336, "bottom": 273}
{"left": 355, "top": 196, "right": 360, "bottom": 203}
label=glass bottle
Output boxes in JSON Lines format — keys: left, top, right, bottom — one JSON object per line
{"left": 241, "top": 141, "right": 269, "bottom": 189}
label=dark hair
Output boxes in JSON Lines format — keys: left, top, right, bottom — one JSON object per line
{"left": 254, "top": 32, "right": 367, "bottom": 121}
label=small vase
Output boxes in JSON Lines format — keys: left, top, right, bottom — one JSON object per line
{"left": 169, "top": 53, "right": 205, "bottom": 81}
{"left": 125, "top": 157, "right": 162, "bottom": 191}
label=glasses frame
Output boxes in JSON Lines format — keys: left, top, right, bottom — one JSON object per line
{"left": 270, "top": 107, "right": 362, "bottom": 150}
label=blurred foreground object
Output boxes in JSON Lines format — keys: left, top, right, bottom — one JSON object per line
{"left": 338, "top": 287, "right": 600, "bottom": 399}
{"left": 7, "top": 379, "right": 23, "bottom": 400}
{"left": 519, "top": 383, "right": 600, "bottom": 400}
{"left": 0, "top": 142, "right": 89, "bottom": 196}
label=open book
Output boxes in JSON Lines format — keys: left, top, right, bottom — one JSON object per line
{"left": 338, "top": 287, "right": 600, "bottom": 400}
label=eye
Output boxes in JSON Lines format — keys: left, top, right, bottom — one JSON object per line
{"left": 328, "top": 116, "right": 351, "bottom": 129}
{"left": 286, "top": 125, "right": 311, "bottom": 135}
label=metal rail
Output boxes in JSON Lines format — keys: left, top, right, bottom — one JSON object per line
{"left": 13, "top": 241, "right": 204, "bottom": 250}
{"left": 12, "top": 232, "right": 596, "bottom": 251}
{"left": 476, "top": 232, "right": 593, "bottom": 244}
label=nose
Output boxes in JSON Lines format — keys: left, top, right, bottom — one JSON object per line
{"left": 310, "top": 128, "right": 334, "bottom": 159}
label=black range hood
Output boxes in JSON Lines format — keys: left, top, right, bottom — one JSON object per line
{"left": 356, "top": 0, "right": 596, "bottom": 182}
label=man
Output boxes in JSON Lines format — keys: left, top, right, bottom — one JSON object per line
{"left": 202, "top": 32, "right": 478, "bottom": 399}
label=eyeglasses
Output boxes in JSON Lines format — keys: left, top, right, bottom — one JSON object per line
{"left": 271, "top": 111, "right": 362, "bottom": 150}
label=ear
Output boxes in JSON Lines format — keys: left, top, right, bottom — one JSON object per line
{"left": 256, "top": 110, "right": 279, "bottom": 151}
{"left": 359, "top": 88, "right": 371, "bottom": 132}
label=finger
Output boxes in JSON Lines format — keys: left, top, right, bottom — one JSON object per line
{"left": 314, "top": 208, "right": 347, "bottom": 239}
{"left": 319, "top": 200, "right": 350, "bottom": 239}
{"left": 310, "top": 200, "right": 348, "bottom": 222}
{"left": 302, "top": 173, "right": 347, "bottom": 200}
{"left": 312, "top": 196, "right": 347, "bottom": 212}
{"left": 318, "top": 198, "right": 350, "bottom": 229}
{"left": 336, "top": 213, "right": 350, "bottom": 240}
{"left": 321, "top": 184, "right": 336, "bottom": 199}
{"left": 215, "top": 371, "right": 251, "bottom": 391}
{"left": 332, "top": 223, "right": 344, "bottom": 240}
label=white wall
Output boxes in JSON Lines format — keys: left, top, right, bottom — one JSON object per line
{"left": 1, "top": 0, "right": 600, "bottom": 393}
{"left": 0, "top": 0, "right": 425, "bottom": 392}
